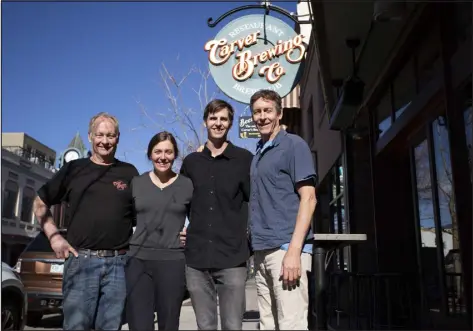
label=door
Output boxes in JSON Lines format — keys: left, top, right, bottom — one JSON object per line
{"left": 410, "top": 111, "right": 468, "bottom": 325}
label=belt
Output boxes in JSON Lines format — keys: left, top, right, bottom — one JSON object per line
{"left": 77, "top": 249, "right": 127, "bottom": 258}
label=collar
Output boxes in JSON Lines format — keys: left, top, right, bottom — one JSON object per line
{"left": 202, "top": 141, "right": 237, "bottom": 159}
{"left": 256, "top": 130, "right": 287, "bottom": 154}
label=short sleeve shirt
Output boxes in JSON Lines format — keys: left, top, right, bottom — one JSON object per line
{"left": 249, "top": 130, "right": 317, "bottom": 251}
{"left": 37, "top": 158, "right": 139, "bottom": 250}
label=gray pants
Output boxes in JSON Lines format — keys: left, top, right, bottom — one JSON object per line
{"left": 186, "top": 265, "right": 247, "bottom": 330}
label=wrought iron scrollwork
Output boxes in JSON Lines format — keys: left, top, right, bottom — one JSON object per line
{"left": 207, "top": 4, "right": 302, "bottom": 28}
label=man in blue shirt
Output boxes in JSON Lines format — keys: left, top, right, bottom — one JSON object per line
{"left": 249, "top": 89, "right": 317, "bottom": 330}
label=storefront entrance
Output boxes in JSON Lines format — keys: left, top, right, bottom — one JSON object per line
{"left": 409, "top": 114, "right": 468, "bottom": 327}
{"left": 387, "top": 78, "right": 471, "bottom": 328}
{"left": 371, "top": 67, "right": 472, "bottom": 328}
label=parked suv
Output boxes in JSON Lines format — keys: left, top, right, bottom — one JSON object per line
{"left": 15, "top": 230, "right": 65, "bottom": 326}
{"left": 2, "top": 262, "right": 27, "bottom": 330}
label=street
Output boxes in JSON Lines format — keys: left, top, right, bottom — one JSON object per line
{"left": 25, "top": 280, "right": 259, "bottom": 330}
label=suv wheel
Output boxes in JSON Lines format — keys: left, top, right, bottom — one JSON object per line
{"left": 27, "top": 312, "right": 44, "bottom": 326}
{"left": 1, "top": 300, "right": 20, "bottom": 331}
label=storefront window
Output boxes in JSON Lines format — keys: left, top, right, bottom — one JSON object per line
{"left": 413, "top": 112, "right": 468, "bottom": 315}
{"left": 393, "top": 58, "right": 416, "bottom": 118}
{"left": 376, "top": 88, "right": 393, "bottom": 138}
{"left": 414, "top": 139, "right": 442, "bottom": 311}
{"left": 431, "top": 117, "right": 466, "bottom": 314}
{"left": 3, "top": 180, "right": 19, "bottom": 219}
{"left": 21, "top": 187, "right": 36, "bottom": 223}
{"left": 373, "top": 29, "right": 441, "bottom": 142}
{"left": 464, "top": 96, "right": 472, "bottom": 183}
{"left": 329, "top": 157, "right": 348, "bottom": 270}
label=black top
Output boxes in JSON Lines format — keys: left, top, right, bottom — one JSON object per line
{"left": 129, "top": 173, "right": 193, "bottom": 260}
{"left": 37, "top": 158, "right": 139, "bottom": 250}
{"left": 180, "top": 141, "right": 253, "bottom": 269}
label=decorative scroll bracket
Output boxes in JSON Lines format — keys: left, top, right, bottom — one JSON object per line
{"left": 207, "top": 3, "right": 311, "bottom": 28}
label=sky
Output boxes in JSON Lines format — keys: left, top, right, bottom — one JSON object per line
{"left": 2, "top": 1, "right": 297, "bottom": 174}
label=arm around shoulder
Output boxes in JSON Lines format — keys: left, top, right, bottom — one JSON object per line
{"left": 180, "top": 157, "right": 189, "bottom": 177}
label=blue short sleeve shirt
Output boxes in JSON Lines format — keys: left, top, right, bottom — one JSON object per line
{"left": 249, "top": 130, "right": 317, "bottom": 251}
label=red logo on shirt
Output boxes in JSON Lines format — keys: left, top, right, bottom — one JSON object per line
{"left": 113, "top": 181, "right": 128, "bottom": 190}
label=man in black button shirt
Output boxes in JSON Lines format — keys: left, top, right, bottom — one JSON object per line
{"left": 33, "top": 112, "right": 139, "bottom": 330}
{"left": 180, "top": 99, "right": 253, "bottom": 330}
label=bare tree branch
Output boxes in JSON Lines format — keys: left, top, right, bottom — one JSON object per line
{"left": 132, "top": 58, "right": 220, "bottom": 168}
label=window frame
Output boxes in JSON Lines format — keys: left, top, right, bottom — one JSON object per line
{"left": 21, "top": 186, "right": 36, "bottom": 223}
{"left": 3, "top": 180, "right": 19, "bottom": 219}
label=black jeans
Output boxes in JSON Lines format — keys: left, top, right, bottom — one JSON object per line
{"left": 125, "top": 257, "right": 186, "bottom": 330}
{"left": 185, "top": 265, "right": 247, "bottom": 330}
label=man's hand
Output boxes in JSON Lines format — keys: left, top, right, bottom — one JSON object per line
{"left": 50, "top": 235, "right": 78, "bottom": 259}
{"left": 179, "top": 227, "right": 187, "bottom": 247}
{"left": 280, "top": 249, "right": 301, "bottom": 288}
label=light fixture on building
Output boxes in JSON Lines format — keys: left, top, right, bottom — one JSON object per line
{"left": 373, "top": 0, "right": 405, "bottom": 22}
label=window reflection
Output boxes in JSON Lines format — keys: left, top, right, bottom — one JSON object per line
{"left": 393, "top": 58, "right": 416, "bottom": 118}
{"left": 21, "top": 186, "right": 36, "bottom": 223}
{"left": 464, "top": 105, "right": 472, "bottom": 182}
{"left": 3, "top": 180, "right": 19, "bottom": 219}
{"left": 329, "top": 157, "right": 348, "bottom": 270}
{"left": 338, "top": 166, "right": 344, "bottom": 195}
{"left": 432, "top": 117, "right": 460, "bottom": 263}
{"left": 433, "top": 117, "right": 466, "bottom": 314}
{"left": 376, "top": 89, "right": 393, "bottom": 138}
{"left": 414, "top": 140, "right": 441, "bottom": 310}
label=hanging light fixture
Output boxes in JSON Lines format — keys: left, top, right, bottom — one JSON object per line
{"left": 373, "top": 0, "right": 405, "bottom": 22}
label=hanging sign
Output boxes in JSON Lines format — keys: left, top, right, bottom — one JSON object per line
{"left": 205, "top": 14, "right": 306, "bottom": 104}
{"left": 238, "top": 116, "right": 260, "bottom": 139}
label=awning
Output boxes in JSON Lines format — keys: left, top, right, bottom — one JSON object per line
{"left": 282, "top": 85, "right": 300, "bottom": 109}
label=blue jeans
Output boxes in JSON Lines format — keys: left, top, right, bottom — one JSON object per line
{"left": 62, "top": 252, "right": 128, "bottom": 330}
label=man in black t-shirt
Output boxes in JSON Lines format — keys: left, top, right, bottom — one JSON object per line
{"left": 33, "top": 112, "right": 138, "bottom": 330}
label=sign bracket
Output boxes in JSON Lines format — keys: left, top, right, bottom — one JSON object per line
{"left": 207, "top": 3, "right": 310, "bottom": 29}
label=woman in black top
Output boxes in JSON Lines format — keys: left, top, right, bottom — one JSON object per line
{"left": 125, "top": 131, "right": 193, "bottom": 330}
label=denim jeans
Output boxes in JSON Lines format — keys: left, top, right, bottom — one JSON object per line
{"left": 185, "top": 265, "right": 247, "bottom": 330}
{"left": 62, "top": 252, "right": 128, "bottom": 330}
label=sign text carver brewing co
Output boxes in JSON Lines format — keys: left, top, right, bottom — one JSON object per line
{"left": 204, "top": 15, "right": 306, "bottom": 104}
{"left": 205, "top": 32, "right": 305, "bottom": 84}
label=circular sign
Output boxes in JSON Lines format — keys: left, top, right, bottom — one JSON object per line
{"left": 205, "top": 14, "right": 306, "bottom": 104}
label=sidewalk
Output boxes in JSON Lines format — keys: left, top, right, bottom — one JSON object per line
{"left": 122, "top": 279, "right": 259, "bottom": 330}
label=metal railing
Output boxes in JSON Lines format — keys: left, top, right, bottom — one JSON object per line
{"left": 326, "top": 272, "right": 419, "bottom": 330}
{"left": 445, "top": 272, "right": 467, "bottom": 315}
{"left": 3, "top": 146, "right": 56, "bottom": 172}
